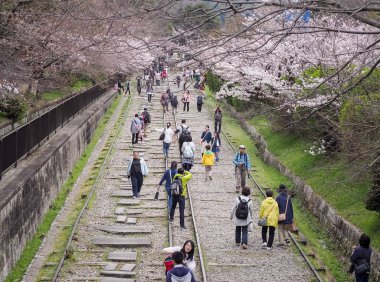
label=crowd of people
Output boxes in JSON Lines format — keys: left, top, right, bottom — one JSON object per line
{"left": 123, "top": 66, "right": 373, "bottom": 282}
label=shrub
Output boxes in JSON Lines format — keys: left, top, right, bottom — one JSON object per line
{"left": 0, "top": 96, "right": 27, "bottom": 121}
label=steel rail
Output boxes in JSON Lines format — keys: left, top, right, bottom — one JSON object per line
{"left": 163, "top": 74, "right": 208, "bottom": 282}
{"left": 52, "top": 93, "right": 133, "bottom": 281}
{"left": 202, "top": 92, "right": 323, "bottom": 282}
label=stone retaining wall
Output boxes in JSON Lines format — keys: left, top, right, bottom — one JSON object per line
{"left": 223, "top": 102, "right": 380, "bottom": 281}
{"left": 0, "top": 90, "right": 116, "bottom": 281}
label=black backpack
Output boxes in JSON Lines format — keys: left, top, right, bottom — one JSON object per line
{"left": 143, "top": 111, "right": 150, "bottom": 123}
{"left": 235, "top": 197, "right": 251, "bottom": 219}
{"left": 197, "top": 96, "right": 203, "bottom": 105}
{"left": 171, "top": 177, "right": 183, "bottom": 196}
{"left": 179, "top": 125, "right": 190, "bottom": 141}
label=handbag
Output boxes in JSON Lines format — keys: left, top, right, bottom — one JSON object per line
{"left": 355, "top": 258, "right": 370, "bottom": 275}
{"left": 278, "top": 196, "right": 289, "bottom": 222}
{"left": 159, "top": 129, "right": 166, "bottom": 141}
{"left": 258, "top": 202, "right": 276, "bottom": 226}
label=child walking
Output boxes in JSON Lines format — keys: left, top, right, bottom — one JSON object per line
{"left": 201, "top": 144, "right": 214, "bottom": 181}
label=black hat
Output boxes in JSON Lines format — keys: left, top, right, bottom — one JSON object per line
{"left": 144, "top": 107, "right": 147, "bottom": 110}
{"left": 278, "top": 184, "right": 287, "bottom": 191}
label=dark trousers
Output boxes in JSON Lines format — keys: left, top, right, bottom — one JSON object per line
{"left": 131, "top": 173, "right": 143, "bottom": 196}
{"left": 132, "top": 133, "right": 139, "bottom": 144}
{"left": 235, "top": 225, "right": 248, "bottom": 244}
{"left": 125, "top": 88, "right": 130, "bottom": 95}
{"left": 177, "top": 81, "right": 180, "bottom": 88}
{"left": 183, "top": 102, "right": 189, "bottom": 112}
{"left": 355, "top": 273, "right": 369, "bottom": 282}
{"left": 262, "top": 226, "right": 276, "bottom": 248}
{"left": 179, "top": 140, "right": 184, "bottom": 156}
{"left": 170, "top": 195, "right": 185, "bottom": 227}
{"left": 148, "top": 94, "right": 152, "bottom": 102}
{"left": 182, "top": 163, "right": 192, "bottom": 172}
{"left": 197, "top": 104, "right": 202, "bottom": 112}
{"left": 215, "top": 120, "right": 222, "bottom": 133}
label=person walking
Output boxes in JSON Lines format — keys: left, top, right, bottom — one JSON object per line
{"left": 146, "top": 84, "right": 153, "bottom": 103}
{"left": 182, "top": 90, "right": 191, "bottom": 112}
{"left": 214, "top": 105, "right": 222, "bottom": 133}
{"left": 159, "top": 161, "right": 178, "bottom": 211}
{"left": 138, "top": 114, "right": 144, "bottom": 142}
{"left": 211, "top": 131, "right": 221, "bottom": 162}
{"left": 276, "top": 184, "right": 294, "bottom": 246}
{"left": 201, "top": 145, "right": 214, "bottom": 181}
{"left": 196, "top": 92, "right": 204, "bottom": 112}
{"left": 169, "top": 168, "right": 192, "bottom": 229}
{"left": 181, "top": 135, "right": 195, "bottom": 172}
{"left": 160, "top": 122, "right": 174, "bottom": 158}
{"left": 230, "top": 187, "right": 253, "bottom": 249}
{"left": 166, "top": 251, "right": 196, "bottom": 282}
{"left": 161, "top": 69, "right": 167, "bottom": 82}
{"left": 233, "top": 145, "right": 251, "bottom": 193}
{"left": 174, "top": 120, "right": 191, "bottom": 156}
{"left": 160, "top": 92, "right": 170, "bottom": 113}
{"left": 171, "top": 95, "right": 178, "bottom": 114}
{"left": 117, "top": 79, "right": 124, "bottom": 94}
{"left": 127, "top": 151, "right": 148, "bottom": 198}
{"left": 142, "top": 108, "right": 151, "bottom": 137}
{"left": 349, "top": 234, "right": 372, "bottom": 282}
{"left": 176, "top": 74, "right": 181, "bottom": 88}
{"left": 130, "top": 114, "right": 141, "bottom": 145}
{"left": 137, "top": 77, "right": 142, "bottom": 95}
{"left": 200, "top": 125, "right": 212, "bottom": 156}
{"left": 155, "top": 71, "right": 161, "bottom": 86}
{"left": 259, "top": 189, "right": 279, "bottom": 250}
{"left": 124, "top": 79, "right": 131, "bottom": 95}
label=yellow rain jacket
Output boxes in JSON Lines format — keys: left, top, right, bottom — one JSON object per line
{"left": 201, "top": 150, "right": 215, "bottom": 166}
{"left": 259, "top": 197, "right": 279, "bottom": 228}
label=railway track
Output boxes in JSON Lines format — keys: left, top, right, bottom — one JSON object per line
{"left": 44, "top": 70, "right": 317, "bottom": 282}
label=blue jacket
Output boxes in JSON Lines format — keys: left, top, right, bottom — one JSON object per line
{"left": 233, "top": 153, "right": 251, "bottom": 169}
{"left": 166, "top": 265, "right": 196, "bottom": 282}
{"left": 201, "top": 131, "right": 212, "bottom": 143}
{"left": 350, "top": 246, "right": 372, "bottom": 271}
{"left": 275, "top": 193, "right": 294, "bottom": 224}
{"left": 159, "top": 169, "right": 178, "bottom": 189}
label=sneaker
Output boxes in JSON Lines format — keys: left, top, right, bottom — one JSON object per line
{"left": 261, "top": 242, "right": 267, "bottom": 249}
{"left": 180, "top": 225, "right": 187, "bottom": 230}
{"left": 209, "top": 176, "right": 212, "bottom": 180}
{"left": 285, "top": 239, "right": 291, "bottom": 245}
{"left": 133, "top": 196, "right": 136, "bottom": 199}
{"left": 137, "top": 193, "right": 141, "bottom": 198}
{"left": 169, "top": 219, "right": 173, "bottom": 224}
{"left": 241, "top": 244, "right": 248, "bottom": 249}
{"left": 236, "top": 243, "right": 241, "bottom": 246}
{"left": 266, "top": 247, "right": 272, "bottom": 251}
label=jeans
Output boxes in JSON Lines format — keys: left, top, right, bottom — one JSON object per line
{"left": 165, "top": 185, "right": 172, "bottom": 212}
{"left": 132, "top": 133, "right": 139, "bottom": 144}
{"left": 197, "top": 104, "right": 202, "bottom": 112}
{"left": 131, "top": 173, "right": 143, "bottom": 197}
{"left": 170, "top": 195, "right": 185, "bottom": 227}
{"left": 215, "top": 120, "right": 222, "bottom": 133}
{"left": 235, "top": 225, "right": 248, "bottom": 244}
{"left": 156, "top": 79, "right": 160, "bottom": 86}
{"left": 163, "top": 142, "right": 170, "bottom": 157}
{"left": 355, "top": 273, "right": 369, "bottom": 282}
{"left": 183, "top": 102, "right": 189, "bottom": 112}
{"left": 262, "top": 226, "right": 276, "bottom": 248}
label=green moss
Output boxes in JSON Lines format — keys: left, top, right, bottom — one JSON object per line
{"left": 5, "top": 95, "right": 124, "bottom": 282}
{"left": 42, "top": 90, "right": 66, "bottom": 101}
{"left": 204, "top": 86, "right": 352, "bottom": 281}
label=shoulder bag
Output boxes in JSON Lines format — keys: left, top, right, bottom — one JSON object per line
{"left": 278, "top": 196, "right": 289, "bottom": 222}
{"left": 258, "top": 202, "right": 276, "bottom": 226}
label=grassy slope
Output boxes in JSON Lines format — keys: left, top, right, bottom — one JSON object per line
{"left": 204, "top": 87, "right": 351, "bottom": 281}
{"left": 5, "top": 94, "right": 122, "bottom": 282}
{"left": 250, "top": 116, "right": 380, "bottom": 250}
{"left": 42, "top": 78, "right": 94, "bottom": 102}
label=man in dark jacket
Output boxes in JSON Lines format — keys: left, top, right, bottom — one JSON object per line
{"left": 159, "top": 161, "right": 178, "bottom": 211}
{"left": 350, "top": 233, "right": 371, "bottom": 282}
{"left": 275, "top": 184, "right": 294, "bottom": 246}
{"left": 166, "top": 251, "right": 196, "bottom": 282}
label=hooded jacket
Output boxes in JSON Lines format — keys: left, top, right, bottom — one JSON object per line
{"left": 201, "top": 150, "right": 215, "bottom": 166}
{"left": 166, "top": 265, "right": 196, "bottom": 282}
{"left": 259, "top": 197, "right": 279, "bottom": 227}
